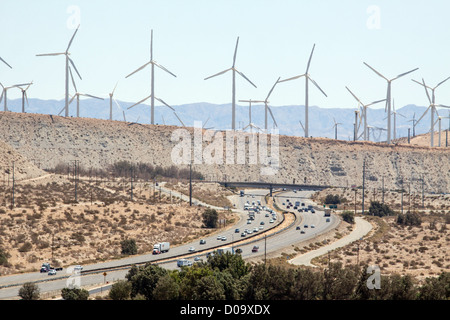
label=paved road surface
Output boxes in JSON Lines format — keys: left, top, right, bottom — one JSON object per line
{"left": 288, "top": 217, "right": 373, "bottom": 267}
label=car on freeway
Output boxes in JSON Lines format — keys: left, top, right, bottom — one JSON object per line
{"left": 265, "top": 213, "right": 269, "bottom": 217}
{"left": 260, "top": 221, "right": 265, "bottom": 225}
{"left": 235, "top": 248, "right": 243, "bottom": 254}
{"left": 48, "top": 269, "right": 56, "bottom": 276}
{"left": 235, "top": 228, "right": 240, "bottom": 233}
{"left": 311, "top": 225, "right": 315, "bottom": 228}
{"left": 222, "top": 236, "right": 227, "bottom": 241}
{"left": 252, "top": 246, "right": 259, "bottom": 253}
{"left": 253, "top": 227, "right": 258, "bottom": 233}
{"left": 74, "top": 265, "right": 83, "bottom": 271}
{"left": 304, "top": 224, "right": 309, "bottom": 228}
{"left": 241, "top": 232, "right": 246, "bottom": 237}
{"left": 300, "top": 230, "right": 305, "bottom": 234}
{"left": 188, "top": 246, "right": 195, "bottom": 252}
{"left": 194, "top": 257, "right": 202, "bottom": 262}
{"left": 311, "top": 209, "right": 316, "bottom": 213}
{"left": 296, "top": 226, "right": 301, "bottom": 230}
{"left": 259, "top": 226, "right": 264, "bottom": 230}
{"left": 270, "top": 219, "right": 274, "bottom": 223}
{"left": 326, "top": 218, "right": 330, "bottom": 222}
{"left": 200, "top": 239, "right": 206, "bottom": 245}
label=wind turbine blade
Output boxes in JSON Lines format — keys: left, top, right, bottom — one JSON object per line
{"left": 345, "top": 86, "right": 363, "bottom": 105}
{"left": 308, "top": 76, "right": 327, "bottom": 97}
{"left": 235, "top": 69, "right": 257, "bottom": 88}
{"left": 69, "top": 94, "right": 77, "bottom": 106}
{"left": 66, "top": 24, "right": 80, "bottom": 52}
{"left": 113, "top": 98, "right": 122, "bottom": 110}
{"left": 12, "top": 83, "right": 32, "bottom": 88}
{"left": 392, "top": 68, "right": 419, "bottom": 81}
{"left": 366, "top": 99, "right": 386, "bottom": 107}
{"left": 435, "top": 76, "right": 450, "bottom": 89}
{"left": 267, "top": 106, "right": 277, "bottom": 127}
{"left": 363, "top": 62, "right": 388, "bottom": 81}
{"left": 266, "top": 77, "right": 281, "bottom": 101}
{"left": 58, "top": 105, "right": 65, "bottom": 116}
{"left": 0, "top": 57, "right": 12, "bottom": 68}
{"left": 278, "top": 74, "right": 305, "bottom": 83}
{"left": 232, "top": 37, "right": 239, "bottom": 67}
{"left": 0, "top": 89, "right": 4, "bottom": 104}
{"left": 173, "top": 111, "right": 185, "bottom": 127}
{"left": 415, "top": 105, "right": 431, "bottom": 126}
{"left": 437, "top": 104, "right": 450, "bottom": 108}
{"left": 68, "top": 66, "right": 78, "bottom": 92}
{"left": 123, "top": 111, "right": 126, "bottom": 122}
{"left": 36, "top": 52, "right": 66, "bottom": 57}
{"left": 126, "top": 61, "right": 151, "bottom": 78}
{"left": 68, "top": 58, "right": 82, "bottom": 80}
{"left": 111, "top": 81, "right": 118, "bottom": 95}
{"left": 203, "top": 116, "right": 210, "bottom": 128}
{"left": 204, "top": 68, "right": 232, "bottom": 80}
{"left": 150, "top": 29, "right": 153, "bottom": 61}
{"left": 305, "top": 44, "right": 316, "bottom": 74}
{"left": 299, "top": 121, "right": 305, "bottom": 132}
{"left": 153, "top": 61, "right": 177, "bottom": 77}
{"left": 422, "top": 78, "right": 432, "bottom": 105}
{"left": 155, "top": 97, "right": 175, "bottom": 111}
{"left": 24, "top": 92, "right": 29, "bottom": 107}
{"left": 82, "top": 94, "right": 104, "bottom": 100}
{"left": 127, "top": 95, "right": 152, "bottom": 109}
{"left": 24, "top": 81, "right": 33, "bottom": 91}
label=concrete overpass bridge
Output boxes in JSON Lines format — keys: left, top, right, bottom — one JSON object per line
{"left": 217, "top": 181, "right": 331, "bottom": 196}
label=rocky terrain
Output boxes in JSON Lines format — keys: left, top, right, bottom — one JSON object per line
{"left": 0, "top": 112, "right": 448, "bottom": 194}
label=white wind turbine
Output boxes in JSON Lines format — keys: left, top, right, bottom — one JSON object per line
{"left": 127, "top": 95, "right": 185, "bottom": 127}
{"left": 391, "top": 99, "right": 406, "bottom": 140}
{"left": 411, "top": 76, "right": 450, "bottom": 147}
{"left": 262, "top": 77, "right": 280, "bottom": 131}
{"left": 126, "top": 29, "right": 176, "bottom": 125}
{"left": 238, "top": 99, "right": 265, "bottom": 133}
{"left": 17, "top": 82, "right": 33, "bottom": 113}
{"left": 108, "top": 82, "right": 123, "bottom": 121}
{"left": 279, "top": 44, "right": 327, "bottom": 138}
{"left": 437, "top": 115, "right": 450, "bottom": 147}
{"left": 36, "top": 24, "right": 82, "bottom": 117}
{"left": 0, "top": 82, "right": 33, "bottom": 112}
{"left": 363, "top": 62, "right": 418, "bottom": 144}
{"left": 57, "top": 68, "right": 103, "bottom": 117}
{"left": 345, "top": 86, "right": 385, "bottom": 141}
{"left": 332, "top": 117, "right": 342, "bottom": 140}
{"left": 0, "top": 57, "right": 12, "bottom": 69}
{"left": 204, "top": 37, "right": 257, "bottom": 131}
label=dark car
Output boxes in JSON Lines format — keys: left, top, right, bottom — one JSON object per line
{"left": 252, "top": 246, "right": 259, "bottom": 253}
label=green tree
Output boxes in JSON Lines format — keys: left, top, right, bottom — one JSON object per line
{"left": 369, "top": 201, "right": 395, "bottom": 217}
{"left": 397, "top": 212, "right": 422, "bottom": 226}
{"left": 179, "top": 264, "right": 214, "bottom": 299}
{"left": 418, "top": 272, "right": 450, "bottom": 300}
{"left": 325, "top": 194, "right": 341, "bottom": 205}
{"left": 153, "top": 273, "right": 180, "bottom": 300}
{"left": 0, "top": 247, "right": 10, "bottom": 266}
{"left": 192, "top": 275, "right": 226, "bottom": 300}
{"left": 202, "top": 208, "right": 218, "bottom": 228}
{"left": 121, "top": 239, "right": 138, "bottom": 255}
{"left": 126, "top": 263, "right": 167, "bottom": 300}
{"left": 18, "top": 282, "right": 40, "bottom": 300}
{"left": 109, "top": 280, "right": 132, "bottom": 300}
{"left": 61, "top": 287, "right": 89, "bottom": 300}
{"left": 207, "top": 251, "right": 250, "bottom": 279}
{"left": 341, "top": 210, "right": 355, "bottom": 224}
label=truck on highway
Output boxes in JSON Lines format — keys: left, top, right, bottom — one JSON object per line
{"left": 40, "top": 263, "right": 63, "bottom": 273}
{"left": 217, "top": 247, "right": 234, "bottom": 255}
{"left": 153, "top": 242, "right": 170, "bottom": 254}
{"left": 177, "top": 259, "right": 193, "bottom": 267}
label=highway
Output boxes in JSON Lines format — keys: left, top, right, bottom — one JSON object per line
{"left": 0, "top": 187, "right": 339, "bottom": 299}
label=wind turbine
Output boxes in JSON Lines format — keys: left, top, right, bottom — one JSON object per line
{"left": 262, "top": 77, "right": 280, "bottom": 131}
{"left": 363, "top": 62, "right": 418, "bottom": 144}
{"left": 36, "top": 24, "right": 82, "bottom": 117}
{"left": 407, "top": 112, "right": 417, "bottom": 137}
{"left": 345, "top": 86, "right": 385, "bottom": 141}
{"left": 0, "top": 57, "right": 12, "bottom": 69}
{"left": 437, "top": 115, "right": 450, "bottom": 147}
{"left": 126, "top": 29, "right": 176, "bottom": 125}
{"left": 279, "top": 44, "right": 327, "bottom": 138}
{"left": 0, "top": 82, "right": 33, "bottom": 112}
{"left": 391, "top": 99, "right": 406, "bottom": 140}
{"left": 204, "top": 36, "right": 257, "bottom": 131}
{"left": 58, "top": 68, "right": 103, "bottom": 117}
{"left": 332, "top": 117, "right": 342, "bottom": 140}
{"left": 411, "top": 76, "right": 450, "bottom": 147}
{"left": 238, "top": 99, "right": 265, "bottom": 133}
{"left": 17, "top": 82, "right": 33, "bottom": 113}
{"left": 127, "top": 95, "right": 185, "bottom": 127}
{"left": 109, "top": 82, "right": 123, "bottom": 121}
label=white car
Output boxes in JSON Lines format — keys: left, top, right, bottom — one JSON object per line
{"left": 74, "top": 265, "right": 83, "bottom": 271}
{"left": 188, "top": 246, "right": 195, "bottom": 252}
{"left": 270, "top": 219, "right": 274, "bottom": 223}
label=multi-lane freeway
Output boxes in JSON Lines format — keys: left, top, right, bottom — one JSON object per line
{"left": 0, "top": 187, "right": 339, "bottom": 299}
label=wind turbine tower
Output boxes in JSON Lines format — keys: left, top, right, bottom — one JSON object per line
{"left": 363, "top": 62, "right": 418, "bottom": 144}
{"left": 204, "top": 37, "right": 257, "bottom": 131}
{"left": 18, "top": 82, "right": 33, "bottom": 113}
{"left": 411, "top": 76, "right": 450, "bottom": 147}
{"left": 126, "top": 30, "right": 177, "bottom": 125}
{"left": 36, "top": 24, "right": 82, "bottom": 117}
{"left": 279, "top": 44, "right": 327, "bottom": 138}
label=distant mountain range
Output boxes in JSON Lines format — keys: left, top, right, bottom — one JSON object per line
{"left": 3, "top": 98, "right": 450, "bottom": 141}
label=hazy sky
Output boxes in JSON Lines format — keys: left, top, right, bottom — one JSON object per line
{"left": 1, "top": 0, "right": 450, "bottom": 111}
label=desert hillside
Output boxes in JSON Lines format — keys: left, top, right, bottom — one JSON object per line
{"left": 0, "top": 112, "right": 448, "bottom": 193}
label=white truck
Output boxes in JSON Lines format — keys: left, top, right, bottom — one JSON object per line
{"left": 177, "top": 259, "right": 193, "bottom": 267}
{"left": 152, "top": 242, "right": 170, "bottom": 254}
{"left": 217, "top": 247, "right": 234, "bottom": 255}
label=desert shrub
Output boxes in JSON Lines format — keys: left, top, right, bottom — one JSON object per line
{"left": 202, "top": 208, "right": 218, "bottom": 228}
{"left": 121, "top": 239, "right": 138, "bottom": 255}
{"left": 397, "top": 212, "right": 422, "bottom": 226}
{"left": 18, "top": 242, "right": 32, "bottom": 253}
{"left": 341, "top": 211, "right": 355, "bottom": 224}
{"left": 369, "top": 201, "right": 395, "bottom": 217}
{"left": 324, "top": 194, "right": 341, "bottom": 205}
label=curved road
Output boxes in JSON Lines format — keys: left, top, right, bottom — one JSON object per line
{"left": 0, "top": 187, "right": 339, "bottom": 299}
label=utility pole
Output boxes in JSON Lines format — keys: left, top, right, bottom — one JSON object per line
{"left": 382, "top": 176, "right": 385, "bottom": 204}
{"left": 189, "top": 162, "right": 192, "bottom": 206}
{"left": 71, "top": 160, "right": 79, "bottom": 203}
{"left": 362, "top": 159, "right": 366, "bottom": 215}
{"left": 264, "top": 234, "right": 267, "bottom": 266}
{"left": 11, "top": 161, "right": 15, "bottom": 209}
{"left": 130, "top": 166, "right": 133, "bottom": 201}
{"left": 421, "top": 174, "right": 425, "bottom": 209}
